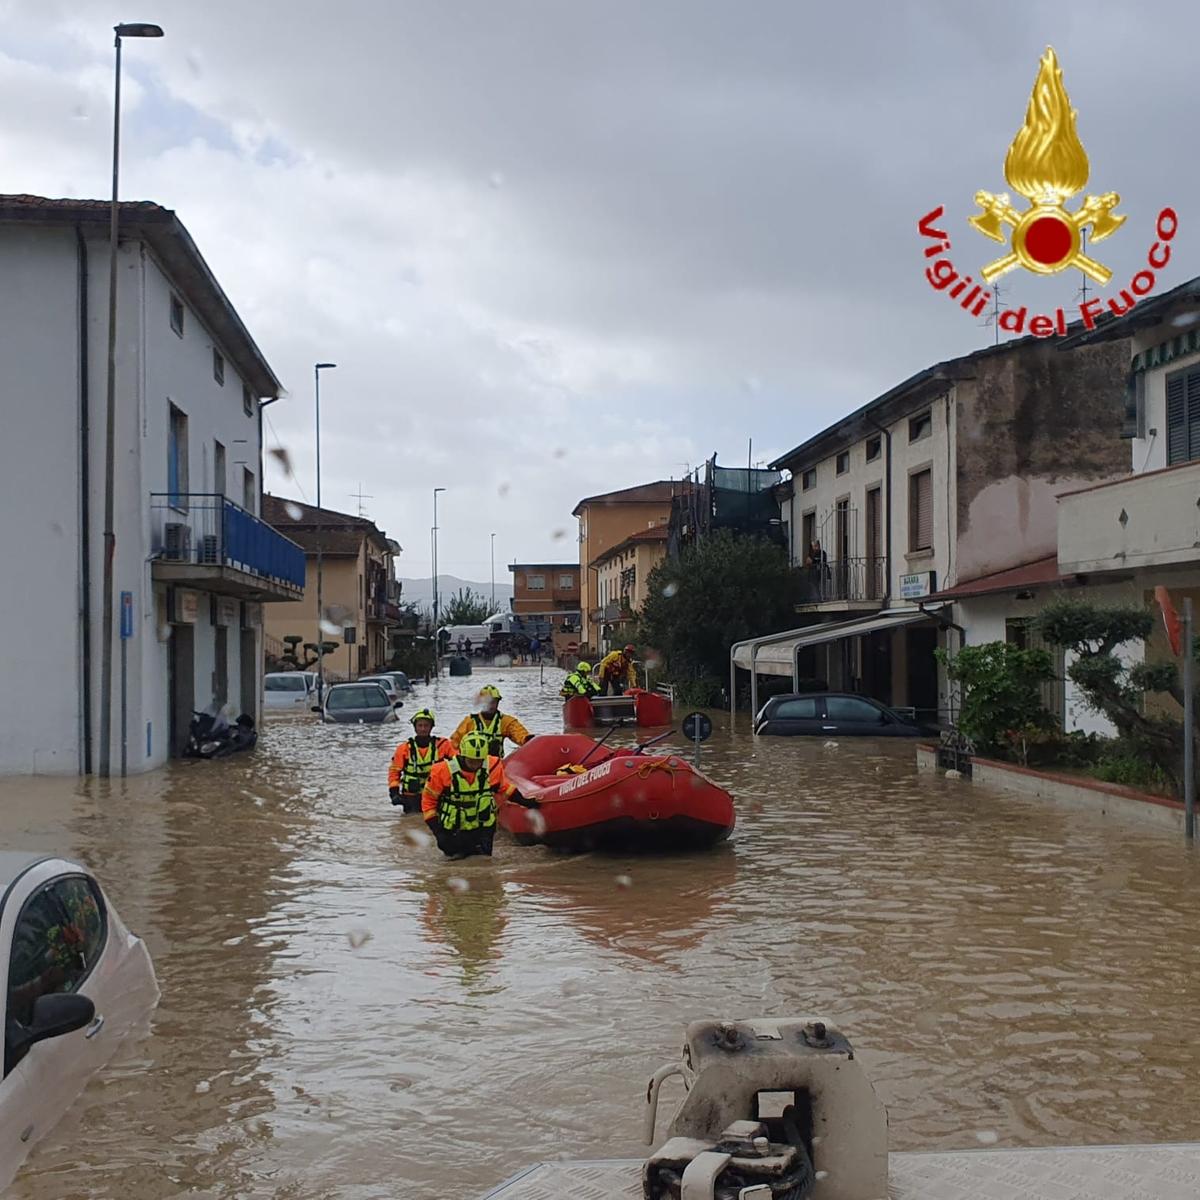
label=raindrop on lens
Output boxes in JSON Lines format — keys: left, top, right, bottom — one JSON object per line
{"left": 284, "top": 502, "right": 304, "bottom": 520}
{"left": 347, "top": 928, "right": 372, "bottom": 949}
{"left": 528, "top": 810, "right": 547, "bottom": 835}
{"left": 269, "top": 446, "right": 294, "bottom": 476}
{"left": 615, "top": 874, "right": 633, "bottom": 889}
{"left": 194, "top": 1080, "right": 211, "bottom": 1094}
{"left": 448, "top": 877, "right": 470, "bottom": 894}
{"left": 974, "top": 1130, "right": 999, "bottom": 1145}
{"left": 662, "top": 581, "right": 678, "bottom": 598}
{"left": 551, "top": 528, "right": 567, "bottom": 540}
{"left": 498, "top": 481, "right": 511, "bottom": 498}
{"left": 402, "top": 826, "right": 433, "bottom": 849}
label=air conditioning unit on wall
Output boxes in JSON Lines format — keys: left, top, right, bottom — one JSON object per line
{"left": 164, "top": 523, "right": 191, "bottom": 560}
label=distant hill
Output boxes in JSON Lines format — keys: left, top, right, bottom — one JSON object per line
{"left": 399, "top": 575, "right": 513, "bottom": 613}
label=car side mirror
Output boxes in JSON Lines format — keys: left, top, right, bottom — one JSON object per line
{"left": 311, "top": 704, "right": 321, "bottom": 713}
{"left": 26, "top": 992, "right": 95, "bottom": 1052}
{"left": 393, "top": 701, "right": 404, "bottom": 709}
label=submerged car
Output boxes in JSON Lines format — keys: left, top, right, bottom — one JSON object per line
{"left": 316, "top": 681, "right": 401, "bottom": 724}
{"left": 380, "top": 670, "right": 413, "bottom": 693}
{"left": 264, "top": 671, "right": 319, "bottom": 712}
{"left": 0, "top": 852, "right": 159, "bottom": 1191}
{"left": 754, "top": 692, "right": 931, "bottom": 737}
{"left": 357, "top": 675, "right": 404, "bottom": 706}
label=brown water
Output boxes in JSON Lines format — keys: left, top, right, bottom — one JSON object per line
{"left": 3, "top": 666, "right": 1199, "bottom": 1199}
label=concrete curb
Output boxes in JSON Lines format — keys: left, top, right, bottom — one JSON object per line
{"left": 917, "top": 744, "right": 1185, "bottom": 833}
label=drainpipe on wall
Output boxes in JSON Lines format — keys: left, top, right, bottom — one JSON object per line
{"left": 76, "top": 225, "right": 93, "bottom": 775}
{"left": 865, "top": 411, "right": 892, "bottom": 607}
{"left": 258, "top": 394, "right": 281, "bottom": 721}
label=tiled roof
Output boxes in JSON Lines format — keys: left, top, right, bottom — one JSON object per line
{"left": 927, "top": 556, "right": 1067, "bottom": 601}
{"left": 591, "top": 525, "right": 670, "bottom": 566}
{"left": 263, "top": 494, "right": 371, "bottom": 527}
{"left": 572, "top": 480, "right": 687, "bottom": 516}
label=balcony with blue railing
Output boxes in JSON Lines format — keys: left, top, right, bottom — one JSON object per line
{"left": 150, "top": 493, "right": 306, "bottom": 601}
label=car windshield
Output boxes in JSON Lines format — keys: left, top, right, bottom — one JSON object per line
{"left": 328, "top": 686, "right": 388, "bottom": 710}
{"left": 266, "top": 675, "right": 307, "bottom": 692}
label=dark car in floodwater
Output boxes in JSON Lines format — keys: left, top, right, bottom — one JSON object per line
{"left": 316, "top": 682, "right": 401, "bottom": 724}
{"left": 754, "top": 692, "right": 931, "bottom": 737}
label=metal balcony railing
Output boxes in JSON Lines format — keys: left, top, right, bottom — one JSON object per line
{"left": 798, "top": 556, "right": 887, "bottom": 604}
{"left": 151, "top": 493, "right": 306, "bottom": 589}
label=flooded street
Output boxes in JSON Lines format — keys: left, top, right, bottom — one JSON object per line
{"left": 3, "top": 666, "right": 1200, "bottom": 1199}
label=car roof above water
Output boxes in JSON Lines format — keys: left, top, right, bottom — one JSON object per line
{"left": 0, "top": 851, "right": 67, "bottom": 889}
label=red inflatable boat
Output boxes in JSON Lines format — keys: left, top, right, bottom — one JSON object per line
{"left": 562, "top": 687, "right": 673, "bottom": 729}
{"left": 502, "top": 733, "right": 735, "bottom": 852}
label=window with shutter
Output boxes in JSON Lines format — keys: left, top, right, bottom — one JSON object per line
{"left": 1166, "top": 368, "right": 1200, "bottom": 465}
{"left": 909, "top": 469, "right": 932, "bottom": 551}
{"left": 1167, "top": 373, "right": 1187, "bottom": 464}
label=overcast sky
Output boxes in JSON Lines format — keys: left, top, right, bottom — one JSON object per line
{"left": 2, "top": 2, "right": 1195, "bottom": 580}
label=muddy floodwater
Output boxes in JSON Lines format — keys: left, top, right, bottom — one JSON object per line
{"left": 3, "top": 666, "right": 1199, "bottom": 1198}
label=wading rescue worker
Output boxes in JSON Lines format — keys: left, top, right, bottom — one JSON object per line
{"left": 596, "top": 644, "right": 638, "bottom": 696}
{"left": 559, "top": 661, "right": 600, "bottom": 699}
{"left": 388, "top": 708, "right": 454, "bottom": 813}
{"left": 449, "top": 685, "right": 533, "bottom": 758}
{"left": 421, "top": 731, "right": 538, "bottom": 859}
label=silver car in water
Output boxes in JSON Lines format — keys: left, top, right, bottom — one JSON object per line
{"left": 0, "top": 853, "right": 159, "bottom": 1190}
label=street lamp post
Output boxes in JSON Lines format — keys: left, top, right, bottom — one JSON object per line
{"left": 98, "top": 20, "right": 163, "bottom": 778}
{"left": 314, "top": 363, "right": 336, "bottom": 695}
{"left": 432, "top": 487, "right": 446, "bottom": 655}
{"left": 490, "top": 532, "right": 496, "bottom": 612}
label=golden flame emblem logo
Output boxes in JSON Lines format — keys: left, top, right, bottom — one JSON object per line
{"left": 970, "top": 47, "right": 1124, "bottom": 284}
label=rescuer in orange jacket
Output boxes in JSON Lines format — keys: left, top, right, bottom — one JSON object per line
{"left": 388, "top": 708, "right": 454, "bottom": 813}
{"left": 421, "top": 730, "right": 538, "bottom": 859}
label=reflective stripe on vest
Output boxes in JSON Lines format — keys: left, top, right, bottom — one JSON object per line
{"left": 400, "top": 738, "right": 439, "bottom": 793}
{"left": 472, "top": 712, "right": 505, "bottom": 758}
{"left": 437, "top": 758, "right": 498, "bottom": 832}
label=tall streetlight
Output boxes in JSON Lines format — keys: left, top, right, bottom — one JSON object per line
{"left": 490, "top": 532, "right": 496, "bottom": 613}
{"left": 314, "top": 363, "right": 337, "bottom": 694}
{"left": 432, "top": 487, "right": 446, "bottom": 636}
{"left": 98, "top": 20, "right": 163, "bottom": 778}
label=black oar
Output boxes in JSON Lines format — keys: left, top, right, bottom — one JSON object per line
{"left": 579, "top": 718, "right": 626, "bottom": 767}
{"left": 630, "top": 729, "right": 674, "bottom": 756}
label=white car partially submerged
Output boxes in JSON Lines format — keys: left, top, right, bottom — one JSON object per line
{"left": 0, "top": 852, "right": 159, "bottom": 1190}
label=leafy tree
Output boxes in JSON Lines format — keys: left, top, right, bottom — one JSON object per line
{"left": 1035, "top": 598, "right": 1198, "bottom": 795}
{"left": 441, "top": 587, "right": 492, "bottom": 625}
{"left": 936, "top": 641, "right": 1057, "bottom": 754}
{"left": 639, "top": 530, "right": 801, "bottom": 690}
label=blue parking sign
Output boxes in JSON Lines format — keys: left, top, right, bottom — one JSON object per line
{"left": 120, "top": 591, "right": 133, "bottom": 639}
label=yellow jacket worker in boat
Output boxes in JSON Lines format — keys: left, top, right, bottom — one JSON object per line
{"left": 449, "top": 685, "right": 533, "bottom": 758}
{"left": 596, "top": 645, "right": 638, "bottom": 696}
{"left": 560, "top": 661, "right": 600, "bottom": 699}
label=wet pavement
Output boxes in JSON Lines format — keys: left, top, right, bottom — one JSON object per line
{"left": 2, "top": 665, "right": 1199, "bottom": 1199}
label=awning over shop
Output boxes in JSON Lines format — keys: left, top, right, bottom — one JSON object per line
{"left": 730, "top": 605, "right": 941, "bottom": 718}
{"left": 731, "top": 608, "right": 932, "bottom": 676}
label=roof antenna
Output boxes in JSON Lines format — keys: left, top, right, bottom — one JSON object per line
{"left": 1073, "top": 228, "right": 1092, "bottom": 311}
{"left": 350, "top": 483, "right": 373, "bottom": 518}
{"left": 980, "top": 280, "right": 1007, "bottom": 345}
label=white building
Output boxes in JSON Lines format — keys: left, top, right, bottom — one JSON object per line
{"left": 734, "top": 330, "right": 1132, "bottom": 723}
{"left": 908, "top": 276, "right": 1200, "bottom": 737}
{"left": 0, "top": 195, "right": 303, "bottom": 776}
